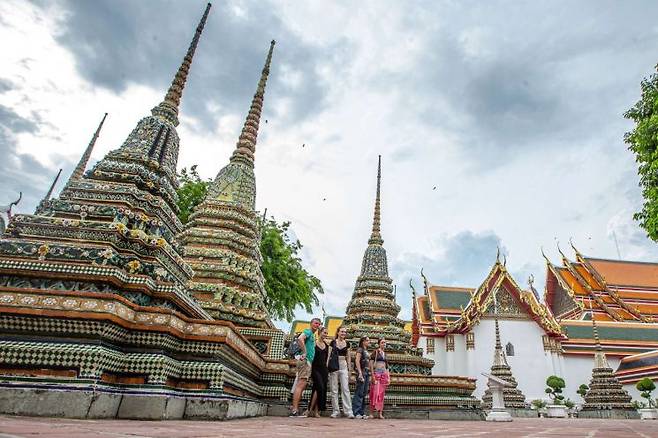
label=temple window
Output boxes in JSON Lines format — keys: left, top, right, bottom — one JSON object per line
{"left": 446, "top": 335, "right": 455, "bottom": 352}
{"left": 505, "top": 342, "right": 515, "bottom": 356}
{"left": 466, "top": 332, "right": 475, "bottom": 350}
{"left": 426, "top": 337, "right": 435, "bottom": 353}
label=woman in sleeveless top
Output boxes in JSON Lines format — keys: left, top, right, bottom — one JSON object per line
{"left": 329, "top": 326, "right": 353, "bottom": 418}
{"left": 307, "top": 326, "right": 330, "bottom": 417}
{"left": 369, "top": 337, "right": 389, "bottom": 419}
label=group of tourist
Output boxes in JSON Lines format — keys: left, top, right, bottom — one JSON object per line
{"left": 290, "top": 317, "right": 390, "bottom": 419}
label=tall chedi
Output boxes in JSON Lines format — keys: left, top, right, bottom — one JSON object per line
{"left": 481, "top": 306, "right": 527, "bottom": 410}
{"left": 0, "top": 3, "right": 214, "bottom": 319}
{"left": 579, "top": 301, "right": 639, "bottom": 419}
{"left": 341, "top": 157, "right": 481, "bottom": 415}
{"left": 179, "top": 41, "right": 276, "bottom": 328}
{"left": 0, "top": 5, "right": 296, "bottom": 420}
{"left": 343, "top": 156, "right": 431, "bottom": 373}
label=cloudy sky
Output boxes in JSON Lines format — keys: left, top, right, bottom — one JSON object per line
{"left": 2, "top": 0, "right": 657, "bottom": 330}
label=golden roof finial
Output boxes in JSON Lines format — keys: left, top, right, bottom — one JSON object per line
{"left": 556, "top": 241, "right": 568, "bottom": 263}
{"left": 420, "top": 267, "right": 429, "bottom": 296}
{"left": 230, "top": 39, "right": 276, "bottom": 166}
{"left": 154, "top": 3, "right": 212, "bottom": 126}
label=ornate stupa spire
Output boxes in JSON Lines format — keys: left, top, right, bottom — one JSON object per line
{"left": 35, "top": 169, "right": 62, "bottom": 214}
{"left": 180, "top": 40, "right": 277, "bottom": 327}
{"left": 153, "top": 3, "right": 212, "bottom": 126}
{"left": 81, "top": 3, "right": 213, "bottom": 218}
{"left": 230, "top": 39, "right": 275, "bottom": 167}
{"left": 492, "top": 310, "right": 506, "bottom": 366}
{"left": 482, "top": 292, "right": 527, "bottom": 409}
{"left": 344, "top": 156, "right": 426, "bottom": 366}
{"left": 43, "top": 169, "right": 62, "bottom": 202}
{"left": 369, "top": 155, "right": 383, "bottom": 245}
{"left": 12, "top": 4, "right": 216, "bottom": 321}
{"left": 580, "top": 299, "right": 636, "bottom": 417}
{"left": 66, "top": 113, "right": 107, "bottom": 186}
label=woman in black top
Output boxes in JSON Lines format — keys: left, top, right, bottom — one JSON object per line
{"left": 307, "top": 326, "right": 330, "bottom": 417}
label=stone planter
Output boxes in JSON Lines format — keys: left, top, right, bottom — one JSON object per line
{"left": 639, "top": 408, "right": 658, "bottom": 420}
{"left": 545, "top": 405, "right": 567, "bottom": 418}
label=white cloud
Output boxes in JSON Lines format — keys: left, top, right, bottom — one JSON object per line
{"left": 2, "top": 0, "right": 658, "bottom": 333}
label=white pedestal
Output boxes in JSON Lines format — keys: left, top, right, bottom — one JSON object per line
{"left": 486, "top": 409, "right": 513, "bottom": 422}
{"left": 482, "top": 372, "right": 513, "bottom": 422}
{"left": 639, "top": 408, "right": 658, "bottom": 420}
{"left": 546, "top": 405, "right": 567, "bottom": 418}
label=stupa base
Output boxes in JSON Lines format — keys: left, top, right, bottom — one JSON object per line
{"left": 578, "top": 408, "right": 640, "bottom": 420}
{"left": 0, "top": 382, "right": 268, "bottom": 420}
{"left": 486, "top": 409, "right": 512, "bottom": 422}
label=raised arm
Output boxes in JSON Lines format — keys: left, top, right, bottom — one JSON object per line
{"left": 297, "top": 332, "right": 307, "bottom": 359}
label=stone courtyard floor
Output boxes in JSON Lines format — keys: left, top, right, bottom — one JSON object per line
{"left": 0, "top": 415, "right": 656, "bottom": 438}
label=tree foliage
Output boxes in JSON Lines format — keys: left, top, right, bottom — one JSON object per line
{"left": 260, "top": 219, "right": 324, "bottom": 322}
{"left": 175, "top": 167, "right": 323, "bottom": 322}
{"left": 577, "top": 383, "right": 589, "bottom": 400}
{"left": 545, "top": 375, "right": 566, "bottom": 404}
{"left": 625, "top": 66, "right": 658, "bottom": 240}
{"left": 177, "top": 166, "right": 210, "bottom": 225}
{"left": 636, "top": 377, "right": 656, "bottom": 408}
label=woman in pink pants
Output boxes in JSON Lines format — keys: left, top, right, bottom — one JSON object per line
{"left": 369, "top": 338, "right": 390, "bottom": 419}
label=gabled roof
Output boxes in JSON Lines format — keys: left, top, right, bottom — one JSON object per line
{"left": 586, "top": 257, "right": 658, "bottom": 289}
{"left": 544, "top": 245, "right": 657, "bottom": 323}
{"left": 418, "top": 258, "right": 563, "bottom": 337}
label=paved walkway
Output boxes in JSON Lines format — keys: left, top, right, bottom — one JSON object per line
{"left": 0, "top": 415, "right": 655, "bottom": 438}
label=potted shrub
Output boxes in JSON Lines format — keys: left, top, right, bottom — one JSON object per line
{"left": 636, "top": 377, "right": 657, "bottom": 420}
{"left": 576, "top": 383, "right": 589, "bottom": 413}
{"left": 577, "top": 384, "right": 588, "bottom": 400}
{"left": 564, "top": 399, "right": 576, "bottom": 417}
{"left": 544, "top": 375, "right": 567, "bottom": 418}
{"left": 531, "top": 399, "right": 547, "bottom": 418}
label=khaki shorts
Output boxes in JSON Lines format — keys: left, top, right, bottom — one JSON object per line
{"left": 296, "top": 359, "right": 311, "bottom": 380}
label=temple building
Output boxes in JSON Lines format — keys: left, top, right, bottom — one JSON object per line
{"left": 414, "top": 246, "right": 658, "bottom": 403}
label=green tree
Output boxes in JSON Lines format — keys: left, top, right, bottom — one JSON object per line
{"left": 636, "top": 377, "right": 656, "bottom": 408}
{"left": 177, "top": 166, "right": 210, "bottom": 225}
{"left": 260, "top": 218, "right": 324, "bottom": 321}
{"left": 577, "top": 383, "right": 589, "bottom": 401}
{"left": 175, "top": 167, "right": 323, "bottom": 322}
{"left": 545, "top": 375, "right": 566, "bottom": 405}
{"left": 625, "top": 65, "right": 658, "bottom": 240}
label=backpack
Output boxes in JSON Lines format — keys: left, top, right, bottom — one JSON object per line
{"left": 287, "top": 334, "right": 302, "bottom": 359}
{"left": 327, "top": 339, "right": 340, "bottom": 372}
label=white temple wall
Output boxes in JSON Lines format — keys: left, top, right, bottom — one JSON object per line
{"left": 423, "top": 318, "right": 557, "bottom": 401}
{"left": 422, "top": 319, "right": 642, "bottom": 405}
{"left": 623, "top": 382, "right": 644, "bottom": 402}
